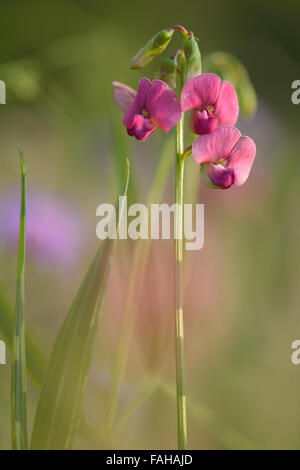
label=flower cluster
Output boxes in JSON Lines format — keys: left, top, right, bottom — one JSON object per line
{"left": 112, "top": 27, "right": 256, "bottom": 190}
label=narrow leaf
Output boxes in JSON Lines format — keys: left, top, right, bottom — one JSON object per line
{"left": 31, "top": 160, "right": 130, "bottom": 450}
{"left": 11, "top": 149, "right": 28, "bottom": 450}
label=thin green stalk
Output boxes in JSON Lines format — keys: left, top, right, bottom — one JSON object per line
{"left": 11, "top": 149, "right": 28, "bottom": 450}
{"left": 160, "top": 380, "right": 256, "bottom": 450}
{"left": 175, "top": 113, "right": 187, "bottom": 450}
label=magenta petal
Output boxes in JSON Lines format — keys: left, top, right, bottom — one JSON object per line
{"left": 206, "top": 164, "right": 235, "bottom": 189}
{"left": 112, "top": 81, "right": 137, "bottom": 113}
{"left": 123, "top": 78, "right": 151, "bottom": 128}
{"left": 191, "top": 109, "right": 218, "bottom": 135}
{"left": 214, "top": 81, "right": 239, "bottom": 127}
{"left": 122, "top": 78, "right": 180, "bottom": 137}
{"left": 192, "top": 126, "right": 241, "bottom": 164}
{"left": 227, "top": 136, "right": 256, "bottom": 187}
{"left": 126, "top": 114, "right": 156, "bottom": 141}
{"left": 145, "top": 80, "right": 181, "bottom": 133}
{"left": 181, "top": 73, "right": 221, "bottom": 112}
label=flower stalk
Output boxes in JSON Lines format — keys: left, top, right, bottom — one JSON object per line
{"left": 175, "top": 89, "right": 187, "bottom": 449}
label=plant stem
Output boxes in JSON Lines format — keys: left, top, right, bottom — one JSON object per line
{"left": 175, "top": 114, "right": 187, "bottom": 449}
{"left": 11, "top": 150, "right": 28, "bottom": 450}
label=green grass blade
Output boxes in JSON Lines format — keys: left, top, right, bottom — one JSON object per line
{"left": 0, "top": 284, "right": 47, "bottom": 389}
{"left": 11, "top": 149, "right": 28, "bottom": 450}
{"left": 30, "top": 160, "right": 130, "bottom": 450}
{"left": 0, "top": 287, "right": 99, "bottom": 445}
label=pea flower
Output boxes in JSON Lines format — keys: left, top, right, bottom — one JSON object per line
{"left": 112, "top": 78, "right": 181, "bottom": 141}
{"left": 181, "top": 73, "right": 239, "bottom": 135}
{"left": 192, "top": 126, "right": 256, "bottom": 189}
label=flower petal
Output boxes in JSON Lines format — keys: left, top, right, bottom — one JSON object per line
{"left": 126, "top": 114, "right": 156, "bottom": 141}
{"left": 205, "top": 164, "right": 235, "bottom": 189}
{"left": 145, "top": 80, "right": 181, "bottom": 133}
{"left": 112, "top": 81, "right": 137, "bottom": 113}
{"left": 191, "top": 109, "right": 217, "bottom": 135}
{"left": 181, "top": 73, "right": 221, "bottom": 112}
{"left": 214, "top": 81, "right": 239, "bottom": 127}
{"left": 227, "top": 136, "right": 256, "bottom": 187}
{"left": 123, "top": 78, "right": 151, "bottom": 128}
{"left": 192, "top": 126, "right": 241, "bottom": 164}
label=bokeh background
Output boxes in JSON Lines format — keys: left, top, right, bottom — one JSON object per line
{"left": 0, "top": 0, "right": 300, "bottom": 449}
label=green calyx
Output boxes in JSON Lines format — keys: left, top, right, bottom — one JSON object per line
{"left": 159, "top": 57, "right": 177, "bottom": 89}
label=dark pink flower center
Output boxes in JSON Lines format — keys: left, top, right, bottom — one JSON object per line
{"left": 192, "top": 107, "right": 218, "bottom": 135}
{"left": 209, "top": 164, "right": 235, "bottom": 189}
{"left": 127, "top": 114, "right": 156, "bottom": 141}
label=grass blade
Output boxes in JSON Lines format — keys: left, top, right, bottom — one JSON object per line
{"left": 11, "top": 149, "right": 28, "bottom": 450}
{"left": 30, "top": 159, "right": 130, "bottom": 450}
{"left": 0, "top": 284, "right": 47, "bottom": 389}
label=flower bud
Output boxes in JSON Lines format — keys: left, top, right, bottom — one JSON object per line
{"left": 130, "top": 28, "right": 174, "bottom": 70}
{"left": 159, "top": 57, "right": 177, "bottom": 89}
{"left": 184, "top": 33, "right": 201, "bottom": 80}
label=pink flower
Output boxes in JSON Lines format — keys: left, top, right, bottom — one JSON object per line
{"left": 181, "top": 73, "right": 239, "bottom": 135}
{"left": 192, "top": 126, "right": 256, "bottom": 189}
{"left": 112, "top": 78, "right": 181, "bottom": 141}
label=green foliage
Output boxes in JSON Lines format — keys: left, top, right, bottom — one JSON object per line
{"left": 11, "top": 150, "right": 28, "bottom": 450}
{"left": 0, "top": 286, "right": 47, "bottom": 389}
{"left": 30, "top": 160, "right": 130, "bottom": 450}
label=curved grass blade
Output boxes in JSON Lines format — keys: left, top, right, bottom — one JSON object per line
{"left": 11, "top": 149, "right": 28, "bottom": 450}
{"left": 30, "top": 159, "right": 130, "bottom": 450}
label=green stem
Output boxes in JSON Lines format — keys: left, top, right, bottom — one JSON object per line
{"left": 11, "top": 150, "right": 28, "bottom": 450}
{"left": 175, "top": 114, "right": 187, "bottom": 449}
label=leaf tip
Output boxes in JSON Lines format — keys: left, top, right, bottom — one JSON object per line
{"left": 18, "top": 147, "right": 26, "bottom": 177}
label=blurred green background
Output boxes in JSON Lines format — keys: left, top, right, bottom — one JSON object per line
{"left": 0, "top": 0, "right": 300, "bottom": 449}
